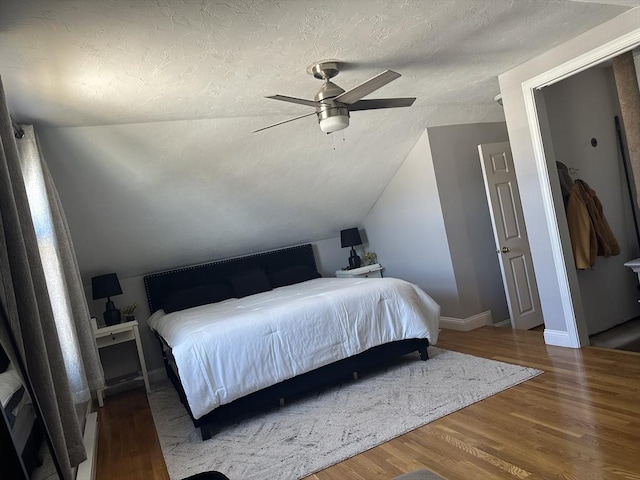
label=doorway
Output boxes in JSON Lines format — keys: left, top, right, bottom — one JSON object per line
{"left": 540, "top": 63, "right": 640, "bottom": 338}
{"left": 497, "top": 10, "right": 639, "bottom": 348}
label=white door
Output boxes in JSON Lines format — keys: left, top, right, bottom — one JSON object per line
{"left": 478, "top": 142, "right": 543, "bottom": 330}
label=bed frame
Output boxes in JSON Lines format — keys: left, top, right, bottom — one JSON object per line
{"left": 144, "top": 244, "right": 429, "bottom": 440}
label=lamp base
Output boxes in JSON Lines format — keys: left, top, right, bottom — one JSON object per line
{"left": 103, "top": 304, "right": 121, "bottom": 326}
{"left": 348, "top": 249, "right": 361, "bottom": 269}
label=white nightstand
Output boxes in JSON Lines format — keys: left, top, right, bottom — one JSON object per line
{"left": 335, "top": 263, "right": 383, "bottom": 278}
{"left": 94, "top": 320, "right": 150, "bottom": 407}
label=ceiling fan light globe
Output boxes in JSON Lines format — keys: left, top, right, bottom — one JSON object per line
{"left": 319, "top": 115, "right": 349, "bottom": 133}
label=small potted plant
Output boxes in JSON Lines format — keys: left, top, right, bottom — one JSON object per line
{"left": 121, "top": 303, "right": 138, "bottom": 322}
{"left": 362, "top": 251, "right": 378, "bottom": 266}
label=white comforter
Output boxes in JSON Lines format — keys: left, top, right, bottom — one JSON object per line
{"left": 148, "top": 277, "right": 440, "bottom": 419}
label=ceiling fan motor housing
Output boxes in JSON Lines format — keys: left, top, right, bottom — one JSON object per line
{"left": 315, "top": 81, "right": 350, "bottom": 133}
{"left": 254, "top": 60, "right": 414, "bottom": 134}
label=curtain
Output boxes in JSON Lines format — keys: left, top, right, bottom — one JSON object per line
{"left": 0, "top": 78, "right": 104, "bottom": 479}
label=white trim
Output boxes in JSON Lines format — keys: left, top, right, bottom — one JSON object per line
{"left": 493, "top": 319, "right": 512, "bottom": 328}
{"left": 93, "top": 368, "right": 166, "bottom": 400}
{"left": 543, "top": 329, "right": 574, "bottom": 348}
{"left": 76, "top": 411, "right": 98, "bottom": 480}
{"left": 521, "top": 85, "right": 582, "bottom": 348}
{"left": 534, "top": 30, "right": 640, "bottom": 89}
{"left": 440, "top": 310, "right": 493, "bottom": 332}
{"left": 518, "top": 20, "right": 640, "bottom": 349}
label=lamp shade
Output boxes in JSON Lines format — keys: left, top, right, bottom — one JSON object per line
{"left": 91, "top": 273, "right": 122, "bottom": 300}
{"left": 340, "top": 228, "right": 362, "bottom": 248}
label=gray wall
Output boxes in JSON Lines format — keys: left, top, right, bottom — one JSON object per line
{"left": 363, "top": 130, "right": 460, "bottom": 315}
{"left": 364, "top": 123, "right": 510, "bottom": 322}
{"left": 428, "top": 122, "right": 511, "bottom": 320}
{"left": 543, "top": 66, "right": 640, "bottom": 335}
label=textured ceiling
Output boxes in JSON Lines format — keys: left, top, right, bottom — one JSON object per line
{"left": 0, "top": 0, "right": 636, "bottom": 280}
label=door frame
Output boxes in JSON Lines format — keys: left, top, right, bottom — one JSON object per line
{"left": 505, "top": 20, "right": 639, "bottom": 348}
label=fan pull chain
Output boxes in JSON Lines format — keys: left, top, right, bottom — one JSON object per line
{"left": 328, "top": 131, "right": 346, "bottom": 151}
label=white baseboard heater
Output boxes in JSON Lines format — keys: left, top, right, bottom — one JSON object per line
{"left": 76, "top": 411, "right": 98, "bottom": 480}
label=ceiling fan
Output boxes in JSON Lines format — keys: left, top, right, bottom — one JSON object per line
{"left": 253, "top": 61, "right": 416, "bottom": 134}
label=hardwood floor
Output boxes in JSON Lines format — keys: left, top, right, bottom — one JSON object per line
{"left": 96, "top": 327, "right": 640, "bottom": 480}
{"left": 96, "top": 383, "right": 169, "bottom": 480}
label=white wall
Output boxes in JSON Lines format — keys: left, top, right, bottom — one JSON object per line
{"left": 543, "top": 66, "right": 640, "bottom": 335}
{"left": 313, "top": 235, "right": 361, "bottom": 274}
{"left": 364, "top": 124, "right": 509, "bottom": 322}
{"left": 37, "top": 113, "right": 427, "bottom": 286}
{"left": 498, "top": 8, "right": 639, "bottom": 346}
{"left": 363, "top": 130, "right": 460, "bottom": 316}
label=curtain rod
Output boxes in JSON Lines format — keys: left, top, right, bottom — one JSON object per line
{"left": 10, "top": 117, "right": 24, "bottom": 139}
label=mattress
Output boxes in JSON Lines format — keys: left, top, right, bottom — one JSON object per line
{"left": 0, "top": 364, "right": 26, "bottom": 426}
{"left": 148, "top": 277, "right": 440, "bottom": 419}
{"left": 0, "top": 364, "right": 35, "bottom": 452}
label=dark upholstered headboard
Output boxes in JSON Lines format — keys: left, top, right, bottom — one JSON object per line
{"left": 143, "top": 244, "right": 318, "bottom": 313}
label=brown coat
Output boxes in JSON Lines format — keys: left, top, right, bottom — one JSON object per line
{"left": 566, "top": 180, "right": 620, "bottom": 269}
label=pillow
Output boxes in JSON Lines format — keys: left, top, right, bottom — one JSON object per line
{"left": 268, "top": 265, "right": 321, "bottom": 288}
{"left": 229, "top": 269, "right": 272, "bottom": 298}
{"left": 163, "top": 283, "right": 234, "bottom": 313}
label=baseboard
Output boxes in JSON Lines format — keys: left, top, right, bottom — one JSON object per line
{"left": 96, "top": 368, "right": 167, "bottom": 404}
{"left": 148, "top": 367, "right": 167, "bottom": 385}
{"left": 76, "top": 411, "right": 98, "bottom": 480}
{"left": 493, "top": 319, "right": 512, "bottom": 328}
{"left": 440, "top": 310, "right": 493, "bottom": 332}
{"left": 543, "top": 329, "right": 576, "bottom": 348}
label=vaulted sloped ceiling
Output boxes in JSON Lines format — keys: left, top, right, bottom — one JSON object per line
{"left": 0, "top": 0, "right": 635, "bottom": 280}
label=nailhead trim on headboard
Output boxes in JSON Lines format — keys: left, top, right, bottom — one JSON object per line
{"left": 143, "top": 244, "right": 318, "bottom": 313}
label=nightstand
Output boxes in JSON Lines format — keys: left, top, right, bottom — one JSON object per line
{"left": 94, "top": 320, "right": 150, "bottom": 407}
{"left": 335, "top": 263, "right": 383, "bottom": 278}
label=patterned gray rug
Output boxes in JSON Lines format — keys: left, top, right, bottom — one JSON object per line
{"left": 149, "top": 347, "right": 542, "bottom": 480}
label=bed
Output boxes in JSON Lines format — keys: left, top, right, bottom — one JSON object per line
{"left": 144, "top": 244, "right": 440, "bottom": 440}
{"left": 0, "top": 348, "right": 43, "bottom": 476}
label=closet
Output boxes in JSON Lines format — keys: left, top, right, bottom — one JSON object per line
{"left": 542, "top": 64, "right": 640, "bottom": 336}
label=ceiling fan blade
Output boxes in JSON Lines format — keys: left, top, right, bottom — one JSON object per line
{"left": 348, "top": 98, "right": 416, "bottom": 111}
{"left": 252, "top": 111, "right": 317, "bottom": 133}
{"left": 333, "top": 70, "right": 401, "bottom": 105}
{"left": 266, "top": 95, "right": 322, "bottom": 108}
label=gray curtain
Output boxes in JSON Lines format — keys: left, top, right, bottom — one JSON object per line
{"left": 41, "top": 148, "right": 105, "bottom": 395}
{"left": 0, "top": 78, "right": 104, "bottom": 478}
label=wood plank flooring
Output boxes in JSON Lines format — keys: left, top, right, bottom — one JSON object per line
{"left": 96, "top": 327, "right": 640, "bottom": 480}
{"left": 96, "top": 381, "right": 169, "bottom": 480}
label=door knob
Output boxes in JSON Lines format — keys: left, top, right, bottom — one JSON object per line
{"left": 501, "top": 246, "right": 510, "bottom": 254}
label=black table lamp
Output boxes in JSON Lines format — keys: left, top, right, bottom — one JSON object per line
{"left": 340, "top": 228, "right": 363, "bottom": 269}
{"left": 92, "top": 273, "right": 123, "bottom": 326}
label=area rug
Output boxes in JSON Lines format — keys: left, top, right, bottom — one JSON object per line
{"left": 148, "top": 347, "right": 542, "bottom": 480}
